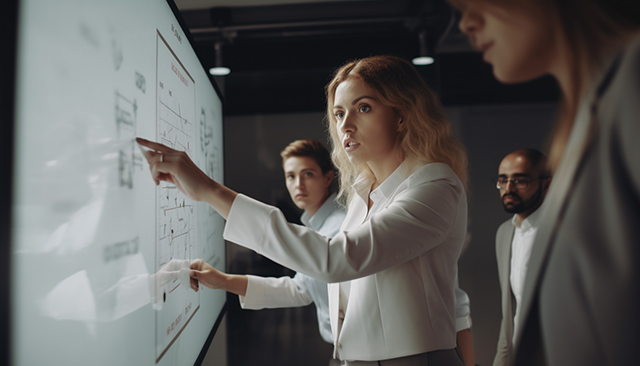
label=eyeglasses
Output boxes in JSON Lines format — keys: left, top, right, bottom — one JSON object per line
{"left": 495, "top": 177, "right": 546, "bottom": 190}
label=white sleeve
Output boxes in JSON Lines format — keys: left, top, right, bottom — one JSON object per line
{"left": 454, "top": 274, "right": 473, "bottom": 332}
{"left": 224, "top": 176, "right": 463, "bottom": 283}
{"left": 239, "top": 273, "right": 313, "bottom": 310}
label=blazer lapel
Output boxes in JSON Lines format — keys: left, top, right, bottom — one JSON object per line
{"left": 512, "top": 52, "right": 623, "bottom": 355}
{"left": 497, "top": 223, "right": 515, "bottom": 303}
{"left": 500, "top": 224, "right": 516, "bottom": 343}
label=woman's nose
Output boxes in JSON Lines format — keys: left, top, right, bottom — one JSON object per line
{"left": 458, "top": 8, "right": 478, "bottom": 36}
{"left": 339, "top": 113, "right": 355, "bottom": 135}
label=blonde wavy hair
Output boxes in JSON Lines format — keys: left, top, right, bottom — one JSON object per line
{"left": 325, "top": 55, "right": 468, "bottom": 204}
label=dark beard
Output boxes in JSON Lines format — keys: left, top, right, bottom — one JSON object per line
{"left": 502, "top": 184, "right": 543, "bottom": 214}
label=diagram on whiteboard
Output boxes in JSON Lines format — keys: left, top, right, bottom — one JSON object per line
{"left": 198, "top": 107, "right": 222, "bottom": 264}
{"left": 115, "top": 91, "right": 145, "bottom": 189}
{"left": 155, "top": 30, "right": 199, "bottom": 363}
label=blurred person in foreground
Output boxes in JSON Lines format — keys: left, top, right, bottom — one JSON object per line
{"left": 453, "top": 0, "right": 640, "bottom": 365}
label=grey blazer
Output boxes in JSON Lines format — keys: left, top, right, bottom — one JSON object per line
{"left": 493, "top": 219, "right": 515, "bottom": 366}
{"left": 513, "top": 35, "right": 640, "bottom": 366}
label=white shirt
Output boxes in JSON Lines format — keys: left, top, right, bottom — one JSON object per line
{"left": 224, "top": 161, "right": 467, "bottom": 361}
{"left": 239, "top": 193, "right": 346, "bottom": 343}
{"left": 509, "top": 207, "right": 542, "bottom": 345}
{"left": 454, "top": 275, "right": 473, "bottom": 332}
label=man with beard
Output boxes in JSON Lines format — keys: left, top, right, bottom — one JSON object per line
{"left": 492, "top": 149, "right": 551, "bottom": 366}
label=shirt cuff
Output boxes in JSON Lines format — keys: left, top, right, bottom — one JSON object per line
{"left": 224, "top": 194, "right": 273, "bottom": 253}
{"left": 238, "top": 275, "right": 266, "bottom": 310}
{"left": 455, "top": 315, "right": 472, "bottom": 332}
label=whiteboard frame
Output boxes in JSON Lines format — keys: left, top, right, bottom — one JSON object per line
{"left": 164, "top": 2, "right": 228, "bottom": 364}
{"left": 2, "top": 0, "right": 17, "bottom": 364}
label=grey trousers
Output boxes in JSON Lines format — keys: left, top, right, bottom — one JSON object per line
{"left": 339, "top": 348, "right": 465, "bottom": 366}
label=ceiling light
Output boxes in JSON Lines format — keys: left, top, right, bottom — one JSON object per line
{"left": 412, "top": 56, "right": 434, "bottom": 65}
{"left": 209, "top": 67, "right": 230, "bottom": 76}
{"left": 412, "top": 30, "right": 434, "bottom": 66}
{"left": 209, "top": 41, "right": 230, "bottom": 76}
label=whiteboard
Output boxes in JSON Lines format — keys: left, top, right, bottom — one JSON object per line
{"left": 11, "top": 0, "right": 226, "bottom": 365}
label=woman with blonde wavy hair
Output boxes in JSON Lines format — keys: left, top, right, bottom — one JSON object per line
{"left": 326, "top": 55, "right": 467, "bottom": 205}
{"left": 452, "top": 0, "right": 640, "bottom": 365}
{"left": 137, "top": 54, "right": 469, "bottom": 366}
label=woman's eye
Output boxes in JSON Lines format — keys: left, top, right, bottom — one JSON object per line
{"left": 335, "top": 111, "right": 345, "bottom": 119}
{"left": 359, "top": 105, "right": 371, "bottom": 113}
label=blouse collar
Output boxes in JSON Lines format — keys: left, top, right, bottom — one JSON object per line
{"left": 352, "top": 160, "right": 432, "bottom": 204}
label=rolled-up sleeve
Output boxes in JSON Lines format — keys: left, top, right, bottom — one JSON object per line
{"left": 239, "top": 274, "right": 313, "bottom": 309}
{"left": 454, "top": 280, "right": 472, "bottom": 332}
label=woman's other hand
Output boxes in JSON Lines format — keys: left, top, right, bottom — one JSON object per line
{"left": 189, "top": 259, "right": 248, "bottom": 296}
{"left": 189, "top": 259, "right": 225, "bottom": 291}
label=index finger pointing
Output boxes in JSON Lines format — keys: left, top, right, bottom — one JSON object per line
{"left": 136, "top": 138, "right": 177, "bottom": 156}
{"left": 136, "top": 140, "right": 158, "bottom": 162}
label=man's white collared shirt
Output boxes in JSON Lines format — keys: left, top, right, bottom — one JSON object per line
{"left": 510, "top": 207, "right": 542, "bottom": 345}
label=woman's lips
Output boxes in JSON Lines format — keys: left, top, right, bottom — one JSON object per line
{"left": 479, "top": 41, "right": 494, "bottom": 61}
{"left": 479, "top": 41, "right": 494, "bottom": 52}
{"left": 344, "top": 140, "right": 361, "bottom": 152}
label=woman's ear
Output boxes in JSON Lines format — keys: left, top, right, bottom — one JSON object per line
{"left": 397, "top": 116, "right": 405, "bottom": 132}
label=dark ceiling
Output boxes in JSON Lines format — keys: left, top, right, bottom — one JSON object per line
{"left": 179, "top": 0, "right": 559, "bottom": 115}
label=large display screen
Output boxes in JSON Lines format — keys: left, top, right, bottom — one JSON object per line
{"left": 11, "top": 0, "right": 226, "bottom": 365}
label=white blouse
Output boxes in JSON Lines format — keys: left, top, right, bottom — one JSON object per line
{"left": 224, "top": 161, "right": 467, "bottom": 361}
